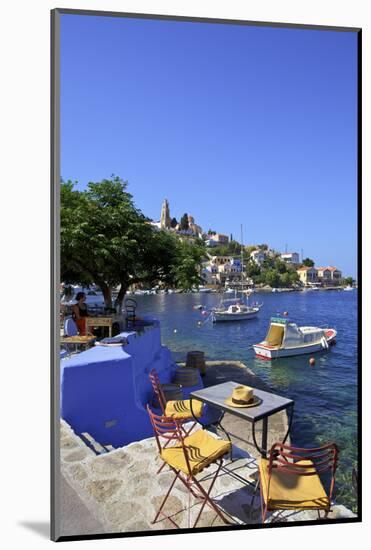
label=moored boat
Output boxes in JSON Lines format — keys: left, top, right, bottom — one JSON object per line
{"left": 253, "top": 316, "right": 337, "bottom": 359}
{"left": 212, "top": 294, "right": 261, "bottom": 322}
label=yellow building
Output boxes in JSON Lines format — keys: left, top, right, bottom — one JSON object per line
{"left": 297, "top": 266, "right": 318, "bottom": 286}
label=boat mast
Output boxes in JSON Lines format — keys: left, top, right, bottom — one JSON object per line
{"left": 241, "top": 224, "right": 244, "bottom": 294}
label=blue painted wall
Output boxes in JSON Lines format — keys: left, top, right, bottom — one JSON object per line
{"left": 60, "top": 319, "right": 202, "bottom": 447}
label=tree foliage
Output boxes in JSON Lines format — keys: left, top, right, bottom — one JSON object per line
{"left": 60, "top": 177, "right": 205, "bottom": 308}
{"left": 302, "top": 257, "right": 315, "bottom": 267}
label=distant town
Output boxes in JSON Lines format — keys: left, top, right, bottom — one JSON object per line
{"left": 150, "top": 199, "right": 354, "bottom": 290}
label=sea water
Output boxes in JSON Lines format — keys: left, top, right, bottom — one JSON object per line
{"left": 130, "top": 290, "right": 358, "bottom": 511}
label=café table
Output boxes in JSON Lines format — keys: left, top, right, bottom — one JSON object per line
{"left": 85, "top": 316, "right": 113, "bottom": 338}
{"left": 190, "top": 380, "right": 294, "bottom": 458}
{"left": 60, "top": 334, "right": 96, "bottom": 353}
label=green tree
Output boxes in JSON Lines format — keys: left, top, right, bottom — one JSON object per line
{"left": 180, "top": 213, "right": 189, "bottom": 231}
{"left": 302, "top": 257, "right": 315, "bottom": 267}
{"left": 258, "top": 243, "right": 269, "bottom": 251}
{"left": 170, "top": 217, "right": 178, "bottom": 228}
{"left": 245, "top": 260, "right": 261, "bottom": 279}
{"left": 228, "top": 240, "right": 242, "bottom": 256}
{"left": 343, "top": 276, "right": 354, "bottom": 286}
{"left": 171, "top": 239, "right": 206, "bottom": 290}
{"left": 264, "top": 269, "right": 280, "bottom": 288}
{"left": 245, "top": 245, "right": 257, "bottom": 256}
{"left": 61, "top": 177, "right": 203, "bottom": 309}
{"left": 279, "top": 272, "right": 292, "bottom": 287}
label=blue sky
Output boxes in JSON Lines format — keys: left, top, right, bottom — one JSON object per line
{"left": 60, "top": 14, "right": 358, "bottom": 277}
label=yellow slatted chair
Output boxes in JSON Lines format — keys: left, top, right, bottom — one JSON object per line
{"left": 258, "top": 441, "right": 339, "bottom": 523}
{"left": 147, "top": 405, "right": 233, "bottom": 529}
{"left": 149, "top": 368, "right": 203, "bottom": 424}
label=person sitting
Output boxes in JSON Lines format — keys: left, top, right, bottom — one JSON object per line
{"left": 72, "top": 292, "right": 88, "bottom": 335}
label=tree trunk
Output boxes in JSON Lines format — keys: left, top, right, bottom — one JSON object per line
{"left": 114, "top": 282, "right": 127, "bottom": 313}
{"left": 98, "top": 282, "right": 112, "bottom": 308}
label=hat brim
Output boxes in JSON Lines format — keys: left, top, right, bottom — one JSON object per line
{"left": 224, "top": 395, "right": 262, "bottom": 408}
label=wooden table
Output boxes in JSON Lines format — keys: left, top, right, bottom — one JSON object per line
{"left": 85, "top": 316, "right": 113, "bottom": 337}
{"left": 60, "top": 335, "right": 96, "bottom": 352}
{"left": 190, "top": 380, "right": 294, "bottom": 458}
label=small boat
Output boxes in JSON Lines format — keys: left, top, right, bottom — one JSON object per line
{"left": 343, "top": 285, "right": 354, "bottom": 291}
{"left": 253, "top": 316, "right": 337, "bottom": 359}
{"left": 212, "top": 294, "right": 261, "bottom": 322}
{"left": 225, "top": 288, "right": 234, "bottom": 294}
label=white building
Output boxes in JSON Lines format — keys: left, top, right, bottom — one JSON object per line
{"left": 280, "top": 252, "right": 300, "bottom": 265}
{"left": 250, "top": 249, "right": 267, "bottom": 266}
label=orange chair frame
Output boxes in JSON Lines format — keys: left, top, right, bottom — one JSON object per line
{"left": 147, "top": 405, "right": 232, "bottom": 529}
{"left": 259, "top": 441, "right": 339, "bottom": 523}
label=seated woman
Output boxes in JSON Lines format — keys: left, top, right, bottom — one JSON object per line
{"left": 72, "top": 292, "right": 88, "bottom": 335}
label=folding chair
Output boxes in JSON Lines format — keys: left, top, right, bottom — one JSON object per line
{"left": 149, "top": 369, "right": 203, "bottom": 428}
{"left": 149, "top": 369, "right": 204, "bottom": 473}
{"left": 258, "top": 441, "right": 339, "bottom": 523}
{"left": 147, "top": 405, "right": 232, "bottom": 528}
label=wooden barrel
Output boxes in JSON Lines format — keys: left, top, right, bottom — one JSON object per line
{"left": 152, "top": 383, "right": 183, "bottom": 408}
{"left": 186, "top": 350, "right": 206, "bottom": 375}
{"left": 173, "top": 366, "right": 199, "bottom": 387}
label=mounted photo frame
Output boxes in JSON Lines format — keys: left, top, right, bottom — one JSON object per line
{"left": 51, "top": 8, "right": 361, "bottom": 542}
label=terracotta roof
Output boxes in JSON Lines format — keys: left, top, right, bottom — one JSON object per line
{"left": 297, "top": 266, "right": 316, "bottom": 271}
{"left": 317, "top": 266, "right": 340, "bottom": 271}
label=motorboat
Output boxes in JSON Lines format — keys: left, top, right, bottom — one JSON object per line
{"left": 253, "top": 316, "right": 337, "bottom": 359}
{"left": 211, "top": 294, "right": 261, "bottom": 322}
{"left": 343, "top": 285, "right": 354, "bottom": 291}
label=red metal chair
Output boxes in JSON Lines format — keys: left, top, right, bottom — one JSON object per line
{"left": 149, "top": 368, "right": 204, "bottom": 473}
{"left": 149, "top": 369, "right": 203, "bottom": 428}
{"left": 258, "top": 441, "right": 339, "bottom": 523}
{"left": 147, "top": 405, "right": 233, "bottom": 529}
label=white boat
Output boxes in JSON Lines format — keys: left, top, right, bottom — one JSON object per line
{"left": 253, "top": 316, "right": 337, "bottom": 359}
{"left": 198, "top": 286, "right": 211, "bottom": 293}
{"left": 225, "top": 288, "right": 235, "bottom": 294}
{"left": 212, "top": 294, "right": 261, "bottom": 322}
{"left": 343, "top": 285, "right": 354, "bottom": 291}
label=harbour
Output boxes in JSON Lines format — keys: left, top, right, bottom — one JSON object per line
{"left": 124, "top": 289, "right": 358, "bottom": 512}
{"left": 60, "top": 287, "right": 358, "bottom": 535}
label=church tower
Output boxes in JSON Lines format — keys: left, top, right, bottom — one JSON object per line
{"left": 160, "top": 199, "right": 171, "bottom": 229}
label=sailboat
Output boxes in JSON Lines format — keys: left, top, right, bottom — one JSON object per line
{"left": 211, "top": 225, "right": 261, "bottom": 322}
{"left": 212, "top": 294, "right": 260, "bottom": 322}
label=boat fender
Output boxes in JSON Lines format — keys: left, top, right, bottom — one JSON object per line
{"left": 321, "top": 336, "right": 329, "bottom": 349}
{"left": 309, "top": 357, "right": 316, "bottom": 366}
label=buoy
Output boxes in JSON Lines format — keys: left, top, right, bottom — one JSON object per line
{"left": 173, "top": 329, "right": 177, "bottom": 334}
{"left": 201, "top": 310, "right": 208, "bottom": 316}
{"left": 197, "top": 321, "right": 202, "bottom": 326}
{"left": 309, "top": 357, "right": 315, "bottom": 366}
{"left": 283, "top": 311, "right": 288, "bottom": 316}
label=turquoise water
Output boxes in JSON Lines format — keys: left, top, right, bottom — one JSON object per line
{"left": 132, "top": 290, "right": 358, "bottom": 511}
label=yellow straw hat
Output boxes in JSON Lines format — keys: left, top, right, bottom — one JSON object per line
{"left": 224, "top": 385, "right": 262, "bottom": 408}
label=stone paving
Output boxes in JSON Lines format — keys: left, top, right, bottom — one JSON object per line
{"left": 59, "top": 361, "right": 356, "bottom": 536}
{"left": 60, "top": 419, "right": 356, "bottom": 537}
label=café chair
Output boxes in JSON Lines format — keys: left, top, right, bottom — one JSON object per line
{"left": 147, "top": 405, "right": 232, "bottom": 528}
{"left": 64, "top": 317, "right": 78, "bottom": 336}
{"left": 149, "top": 368, "right": 203, "bottom": 424}
{"left": 258, "top": 441, "right": 339, "bottom": 523}
{"left": 149, "top": 368, "right": 204, "bottom": 473}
